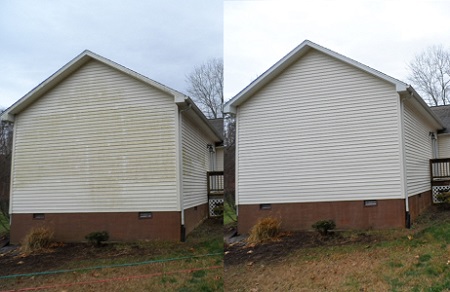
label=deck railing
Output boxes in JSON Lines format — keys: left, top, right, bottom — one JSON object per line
{"left": 430, "top": 158, "right": 450, "bottom": 203}
{"left": 430, "top": 158, "right": 450, "bottom": 183}
{"left": 207, "top": 171, "right": 224, "bottom": 218}
{"left": 207, "top": 171, "right": 224, "bottom": 196}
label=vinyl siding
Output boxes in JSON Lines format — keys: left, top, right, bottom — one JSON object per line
{"left": 438, "top": 135, "right": 450, "bottom": 158}
{"left": 215, "top": 148, "right": 224, "bottom": 171}
{"left": 403, "top": 99, "right": 434, "bottom": 196}
{"left": 181, "top": 113, "right": 213, "bottom": 209}
{"left": 12, "top": 60, "right": 178, "bottom": 213}
{"left": 237, "top": 50, "right": 403, "bottom": 205}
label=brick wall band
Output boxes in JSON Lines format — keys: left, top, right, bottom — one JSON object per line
{"left": 183, "top": 203, "right": 208, "bottom": 236}
{"left": 408, "top": 190, "right": 432, "bottom": 222}
{"left": 237, "top": 191, "right": 432, "bottom": 234}
{"left": 10, "top": 211, "right": 181, "bottom": 244}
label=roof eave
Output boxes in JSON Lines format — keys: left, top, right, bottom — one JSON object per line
{"left": 1, "top": 50, "right": 94, "bottom": 121}
{"left": 176, "top": 97, "right": 223, "bottom": 142}
{"left": 404, "top": 85, "right": 445, "bottom": 129}
{"left": 1, "top": 50, "right": 190, "bottom": 121}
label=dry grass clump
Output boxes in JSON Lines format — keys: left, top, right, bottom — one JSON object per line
{"left": 247, "top": 216, "right": 281, "bottom": 245}
{"left": 22, "top": 226, "right": 54, "bottom": 253}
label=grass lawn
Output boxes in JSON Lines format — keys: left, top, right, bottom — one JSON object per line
{"left": 0, "top": 218, "right": 223, "bottom": 291}
{"left": 0, "top": 212, "right": 8, "bottom": 236}
{"left": 225, "top": 207, "right": 450, "bottom": 291}
{"left": 224, "top": 201, "right": 237, "bottom": 226}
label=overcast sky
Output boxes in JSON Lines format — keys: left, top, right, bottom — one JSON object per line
{"left": 0, "top": 0, "right": 223, "bottom": 109}
{"left": 2, "top": 1, "right": 450, "bottom": 109}
{"left": 224, "top": 0, "right": 450, "bottom": 100}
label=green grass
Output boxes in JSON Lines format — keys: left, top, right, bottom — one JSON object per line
{"left": 225, "top": 208, "right": 450, "bottom": 291}
{"left": 224, "top": 201, "right": 237, "bottom": 225}
{"left": 0, "top": 212, "right": 8, "bottom": 236}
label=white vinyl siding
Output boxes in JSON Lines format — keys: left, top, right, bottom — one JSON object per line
{"left": 215, "top": 148, "right": 224, "bottom": 171}
{"left": 237, "top": 50, "right": 403, "bottom": 205}
{"left": 181, "top": 113, "right": 213, "bottom": 209}
{"left": 403, "top": 99, "right": 434, "bottom": 196}
{"left": 12, "top": 60, "right": 178, "bottom": 213}
{"left": 438, "top": 135, "right": 450, "bottom": 158}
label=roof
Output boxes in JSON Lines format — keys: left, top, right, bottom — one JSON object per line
{"left": 431, "top": 105, "right": 450, "bottom": 133}
{"left": 223, "top": 40, "right": 443, "bottom": 129}
{"left": 208, "top": 118, "right": 224, "bottom": 136}
{"left": 1, "top": 50, "right": 222, "bottom": 141}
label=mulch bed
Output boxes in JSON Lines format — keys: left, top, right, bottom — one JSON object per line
{"left": 224, "top": 206, "right": 450, "bottom": 266}
{"left": 224, "top": 230, "right": 377, "bottom": 266}
{"left": 0, "top": 218, "right": 223, "bottom": 277}
{"left": 0, "top": 242, "right": 154, "bottom": 276}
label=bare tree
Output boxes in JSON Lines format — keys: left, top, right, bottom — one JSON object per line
{"left": 408, "top": 45, "right": 450, "bottom": 106}
{"left": 186, "top": 58, "right": 223, "bottom": 118}
{"left": 0, "top": 111, "right": 13, "bottom": 233}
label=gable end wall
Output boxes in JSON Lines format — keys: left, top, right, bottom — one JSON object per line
{"left": 11, "top": 60, "right": 178, "bottom": 214}
{"left": 236, "top": 50, "right": 403, "bottom": 205}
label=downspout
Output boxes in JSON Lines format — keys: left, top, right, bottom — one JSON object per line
{"left": 8, "top": 122, "right": 15, "bottom": 228}
{"left": 400, "top": 92, "right": 411, "bottom": 228}
{"left": 179, "top": 103, "right": 192, "bottom": 241}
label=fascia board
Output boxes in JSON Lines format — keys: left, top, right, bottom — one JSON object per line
{"left": 404, "top": 85, "right": 445, "bottom": 129}
{"left": 1, "top": 50, "right": 189, "bottom": 120}
{"left": 1, "top": 51, "right": 93, "bottom": 120}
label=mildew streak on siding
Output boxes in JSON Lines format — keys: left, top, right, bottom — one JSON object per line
{"left": 403, "top": 99, "right": 434, "bottom": 196}
{"left": 12, "top": 60, "right": 178, "bottom": 213}
{"left": 181, "top": 113, "right": 215, "bottom": 209}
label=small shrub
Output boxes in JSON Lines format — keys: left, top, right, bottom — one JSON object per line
{"left": 436, "top": 192, "right": 450, "bottom": 209}
{"left": 213, "top": 202, "right": 224, "bottom": 216}
{"left": 85, "top": 231, "right": 109, "bottom": 246}
{"left": 247, "top": 216, "right": 281, "bottom": 245}
{"left": 312, "top": 219, "right": 336, "bottom": 236}
{"left": 22, "top": 226, "right": 54, "bottom": 252}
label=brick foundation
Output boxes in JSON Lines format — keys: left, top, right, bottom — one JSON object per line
{"left": 184, "top": 203, "right": 208, "bottom": 236}
{"left": 10, "top": 211, "right": 181, "bottom": 244}
{"left": 237, "top": 192, "right": 432, "bottom": 234}
{"left": 408, "top": 190, "right": 432, "bottom": 222}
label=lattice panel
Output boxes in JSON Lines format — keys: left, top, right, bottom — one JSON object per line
{"left": 432, "top": 186, "right": 450, "bottom": 203}
{"left": 209, "top": 198, "right": 224, "bottom": 217}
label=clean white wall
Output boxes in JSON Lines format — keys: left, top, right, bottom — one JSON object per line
{"left": 236, "top": 50, "right": 403, "bottom": 205}
{"left": 215, "top": 147, "right": 224, "bottom": 171}
{"left": 438, "top": 135, "right": 450, "bottom": 158}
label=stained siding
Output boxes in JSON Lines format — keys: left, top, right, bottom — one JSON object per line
{"left": 12, "top": 60, "right": 178, "bottom": 213}
{"left": 237, "top": 50, "right": 403, "bottom": 205}
{"left": 403, "top": 100, "right": 434, "bottom": 196}
{"left": 182, "top": 114, "right": 213, "bottom": 209}
{"left": 438, "top": 135, "right": 450, "bottom": 158}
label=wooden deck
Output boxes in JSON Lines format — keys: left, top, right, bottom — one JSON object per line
{"left": 207, "top": 171, "right": 224, "bottom": 217}
{"left": 430, "top": 158, "right": 450, "bottom": 203}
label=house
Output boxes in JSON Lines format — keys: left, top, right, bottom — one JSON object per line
{"left": 224, "top": 40, "right": 445, "bottom": 234}
{"left": 431, "top": 105, "right": 450, "bottom": 158}
{"left": 1, "top": 50, "right": 222, "bottom": 243}
{"left": 208, "top": 118, "right": 224, "bottom": 172}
